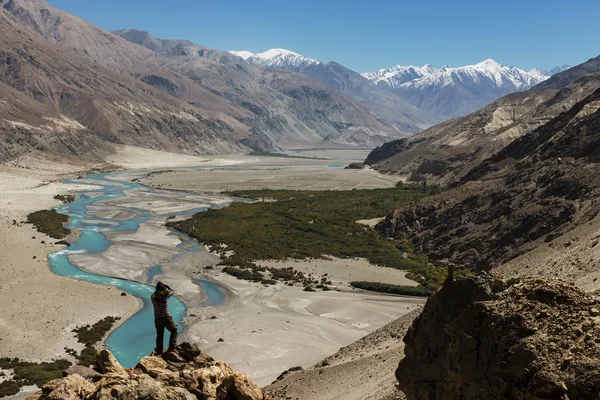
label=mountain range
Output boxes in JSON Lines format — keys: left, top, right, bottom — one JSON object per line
{"left": 363, "top": 59, "right": 569, "bottom": 119}
{"left": 0, "top": 0, "right": 575, "bottom": 166}
{"left": 231, "top": 48, "right": 568, "bottom": 122}
{"left": 0, "top": 0, "right": 423, "bottom": 164}
{"left": 364, "top": 55, "right": 600, "bottom": 186}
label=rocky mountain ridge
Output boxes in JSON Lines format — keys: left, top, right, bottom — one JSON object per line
{"left": 375, "top": 80, "right": 600, "bottom": 273}
{"left": 365, "top": 55, "right": 600, "bottom": 186}
{"left": 0, "top": 0, "right": 407, "bottom": 163}
{"left": 0, "top": 6, "right": 244, "bottom": 163}
{"left": 362, "top": 59, "right": 557, "bottom": 120}
{"left": 229, "top": 48, "right": 436, "bottom": 133}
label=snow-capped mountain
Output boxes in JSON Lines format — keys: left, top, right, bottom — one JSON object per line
{"left": 362, "top": 59, "right": 567, "bottom": 120}
{"left": 228, "top": 50, "right": 254, "bottom": 60}
{"left": 229, "top": 48, "right": 322, "bottom": 72}
{"left": 229, "top": 48, "right": 436, "bottom": 134}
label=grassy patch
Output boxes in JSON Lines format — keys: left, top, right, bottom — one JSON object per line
{"left": 0, "top": 358, "right": 71, "bottom": 397}
{"left": 53, "top": 194, "right": 76, "bottom": 203}
{"left": 26, "top": 209, "right": 70, "bottom": 239}
{"left": 248, "top": 150, "right": 324, "bottom": 160}
{"left": 168, "top": 186, "right": 451, "bottom": 290}
{"left": 72, "top": 316, "right": 121, "bottom": 366}
{"left": 350, "top": 281, "right": 433, "bottom": 296}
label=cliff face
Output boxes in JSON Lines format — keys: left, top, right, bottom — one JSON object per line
{"left": 397, "top": 274, "right": 600, "bottom": 400}
{"left": 27, "top": 343, "right": 268, "bottom": 400}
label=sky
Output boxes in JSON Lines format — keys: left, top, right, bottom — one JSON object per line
{"left": 49, "top": 0, "right": 599, "bottom": 72}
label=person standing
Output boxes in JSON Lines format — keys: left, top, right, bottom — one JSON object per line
{"left": 151, "top": 281, "right": 178, "bottom": 355}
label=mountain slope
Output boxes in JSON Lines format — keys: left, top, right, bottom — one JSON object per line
{"left": 377, "top": 84, "right": 600, "bottom": 274}
{"left": 235, "top": 48, "right": 436, "bottom": 134}
{"left": 2, "top": 2, "right": 403, "bottom": 151}
{"left": 365, "top": 55, "right": 600, "bottom": 186}
{"left": 363, "top": 59, "right": 554, "bottom": 120}
{"left": 0, "top": 6, "right": 243, "bottom": 161}
{"left": 113, "top": 30, "right": 402, "bottom": 149}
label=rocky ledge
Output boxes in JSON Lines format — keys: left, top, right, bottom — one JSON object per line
{"left": 26, "top": 343, "right": 268, "bottom": 400}
{"left": 397, "top": 273, "right": 600, "bottom": 399}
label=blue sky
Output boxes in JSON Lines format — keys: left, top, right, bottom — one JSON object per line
{"left": 50, "top": 0, "right": 598, "bottom": 72}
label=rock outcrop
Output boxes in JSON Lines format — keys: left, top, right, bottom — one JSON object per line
{"left": 26, "top": 343, "right": 267, "bottom": 400}
{"left": 397, "top": 274, "right": 600, "bottom": 400}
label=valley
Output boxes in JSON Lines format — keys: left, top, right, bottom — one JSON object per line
{"left": 0, "top": 0, "right": 598, "bottom": 399}
{"left": 0, "top": 149, "right": 426, "bottom": 398}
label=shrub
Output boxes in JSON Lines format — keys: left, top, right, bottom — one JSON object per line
{"left": 53, "top": 194, "right": 76, "bottom": 203}
{"left": 350, "top": 281, "right": 433, "bottom": 297}
{"left": 26, "top": 209, "right": 70, "bottom": 239}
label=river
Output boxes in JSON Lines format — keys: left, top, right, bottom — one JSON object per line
{"left": 48, "top": 172, "right": 226, "bottom": 367}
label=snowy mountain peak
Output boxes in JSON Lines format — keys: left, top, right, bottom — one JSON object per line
{"left": 475, "top": 58, "right": 501, "bottom": 68}
{"left": 245, "top": 48, "right": 321, "bottom": 72}
{"left": 362, "top": 59, "right": 561, "bottom": 120}
{"left": 229, "top": 50, "right": 254, "bottom": 60}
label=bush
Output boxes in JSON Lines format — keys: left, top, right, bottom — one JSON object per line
{"left": 222, "top": 267, "right": 263, "bottom": 282}
{"left": 53, "top": 194, "right": 76, "bottom": 203}
{"left": 0, "top": 380, "right": 21, "bottom": 398}
{"left": 26, "top": 209, "right": 70, "bottom": 239}
{"left": 350, "top": 281, "right": 433, "bottom": 297}
{"left": 303, "top": 286, "right": 316, "bottom": 292}
{"left": 72, "top": 316, "right": 121, "bottom": 366}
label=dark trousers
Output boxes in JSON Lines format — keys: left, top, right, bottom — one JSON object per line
{"left": 155, "top": 316, "right": 178, "bottom": 351}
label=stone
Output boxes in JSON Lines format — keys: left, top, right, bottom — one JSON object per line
{"left": 64, "top": 365, "right": 101, "bottom": 381}
{"left": 176, "top": 342, "right": 201, "bottom": 362}
{"left": 136, "top": 356, "right": 169, "bottom": 378}
{"left": 40, "top": 374, "right": 95, "bottom": 399}
{"left": 96, "top": 349, "right": 127, "bottom": 376}
{"left": 194, "top": 361, "right": 234, "bottom": 399}
{"left": 224, "top": 372, "right": 265, "bottom": 400}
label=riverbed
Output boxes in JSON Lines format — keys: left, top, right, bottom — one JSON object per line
{"left": 41, "top": 151, "right": 424, "bottom": 385}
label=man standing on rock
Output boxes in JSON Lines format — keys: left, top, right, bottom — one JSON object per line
{"left": 152, "top": 281, "right": 178, "bottom": 355}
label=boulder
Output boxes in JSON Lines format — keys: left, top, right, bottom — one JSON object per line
{"left": 177, "top": 342, "right": 202, "bottom": 362}
{"left": 63, "top": 365, "right": 101, "bottom": 381}
{"left": 225, "top": 372, "right": 265, "bottom": 400}
{"left": 136, "top": 356, "right": 169, "bottom": 378}
{"left": 40, "top": 374, "right": 95, "bottom": 399}
{"left": 96, "top": 349, "right": 127, "bottom": 376}
{"left": 194, "top": 361, "right": 235, "bottom": 399}
{"left": 397, "top": 274, "right": 600, "bottom": 400}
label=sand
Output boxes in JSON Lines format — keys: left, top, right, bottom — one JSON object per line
{"left": 141, "top": 167, "right": 401, "bottom": 193}
{"left": 182, "top": 272, "right": 424, "bottom": 386}
{"left": 267, "top": 309, "right": 422, "bottom": 400}
{"left": 257, "top": 257, "right": 419, "bottom": 288}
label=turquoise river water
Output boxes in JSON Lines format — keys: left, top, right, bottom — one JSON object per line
{"left": 48, "top": 172, "right": 226, "bottom": 367}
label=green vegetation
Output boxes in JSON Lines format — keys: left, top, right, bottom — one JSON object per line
{"left": 247, "top": 150, "right": 324, "bottom": 160}
{"left": 72, "top": 316, "right": 121, "bottom": 366}
{"left": 53, "top": 194, "right": 76, "bottom": 203}
{"left": 169, "top": 185, "right": 456, "bottom": 291}
{"left": 26, "top": 209, "right": 70, "bottom": 239}
{"left": 350, "top": 281, "right": 433, "bottom": 297}
{"left": 0, "top": 358, "right": 71, "bottom": 398}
